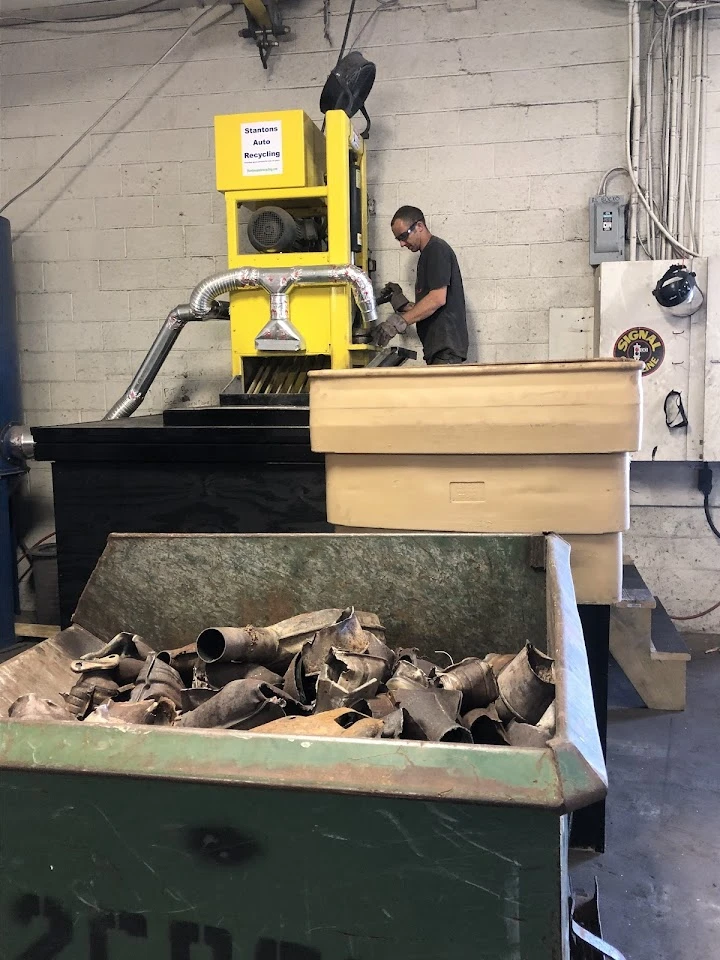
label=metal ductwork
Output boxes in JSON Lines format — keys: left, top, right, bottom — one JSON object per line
{"left": 104, "top": 265, "right": 377, "bottom": 420}
{"left": 189, "top": 264, "right": 378, "bottom": 325}
{"left": 103, "top": 305, "right": 199, "bottom": 421}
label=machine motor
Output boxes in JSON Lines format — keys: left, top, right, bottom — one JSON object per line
{"left": 247, "top": 205, "right": 324, "bottom": 254}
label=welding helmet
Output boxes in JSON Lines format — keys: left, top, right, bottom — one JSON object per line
{"left": 652, "top": 264, "right": 704, "bottom": 318}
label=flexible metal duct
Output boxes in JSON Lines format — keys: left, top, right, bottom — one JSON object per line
{"left": 188, "top": 264, "right": 378, "bottom": 326}
{"left": 104, "top": 304, "right": 198, "bottom": 420}
{"left": 104, "top": 265, "right": 378, "bottom": 420}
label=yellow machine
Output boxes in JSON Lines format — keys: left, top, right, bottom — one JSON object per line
{"left": 214, "top": 108, "right": 374, "bottom": 395}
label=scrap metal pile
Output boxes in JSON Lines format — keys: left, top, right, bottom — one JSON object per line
{"left": 8, "top": 607, "right": 556, "bottom": 745}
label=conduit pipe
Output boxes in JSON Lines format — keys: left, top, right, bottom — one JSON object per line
{"left": 629, "top": 0, "right": 642, "bottom": 259}
{"left": 104, "top": 265, "right": 378, "bottom": 420}
{"left": 645, "top": 16, "right": 657, "bottom": 258}
{"left": 667, "top": 24, "right": 682, "bottom": 252}
{"left": 696, "top": 8, "right": 707, "bottom": 253}
{"left": 688, "top": 10, "right": 702, "bottom": 247}
{"left": 677, "top": 15, "right": 693, "bottom": 248}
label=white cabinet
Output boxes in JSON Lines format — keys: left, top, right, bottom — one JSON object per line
{"left": 597, "top": 258, "right": 717, "bottom": 462}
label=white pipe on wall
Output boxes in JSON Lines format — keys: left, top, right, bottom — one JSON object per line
{"left": 688, "top": 11, "right": 702, "bottom": 248}
{"left": 661, "top": 19, "right": 673, "bottom": 257}
{"left": 696, "top": 9, "right": 707, "bottom": 253}
{"left": 667, "top": 25, "right": 682, "bottom": 251}
{"left": 645, "top": 14, "right": 658, "bottom": 259}
{"left": 629, "top": 0, "right": 642, "bottom": 260}
{"left": 677, "top": 16, "right": 692, "bottom": 248}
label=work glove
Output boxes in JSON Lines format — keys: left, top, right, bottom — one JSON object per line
{"left": 379, "top": 282, "right": 410, "bottom": 313}
{"left": 371, "top": 313, "right": 408, "bottom": 348}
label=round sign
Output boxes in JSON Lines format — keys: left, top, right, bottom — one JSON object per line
{"left": 613, "top": 326, "right": 665, "bottom": 376}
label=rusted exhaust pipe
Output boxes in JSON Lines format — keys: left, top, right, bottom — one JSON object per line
{"left": 437, "top": 658, "right": 499, "bottom": 711}
{"left": 196, "top": 627, "right": 280, "bottom": 665}
{"left": 394, "top": 688, "right": 473, "bottom": 743}
{"left": 130, "top": 653, "right": 184, "bottom": 709}
{"left": 205, "top": 661, "right": 282, "bottom": 687}
{"left": 177, "top": 679, "right": 289, "bottom": 730}
{"left": 496, "top": 643, "right": 555, "bottom": 724}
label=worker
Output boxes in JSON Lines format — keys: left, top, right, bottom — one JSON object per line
{"left": 372, "top": 205, "right": 468, "bottom": 365}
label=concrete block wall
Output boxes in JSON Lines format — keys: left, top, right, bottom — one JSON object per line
{"left": 1, "top": 0, "right": 718, "bottom": 628}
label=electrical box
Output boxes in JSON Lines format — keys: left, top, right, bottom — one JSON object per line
{"left": 596, "top": 258, "right": 719, "bottom": 462}
{"left": 589, "top": 195, "right": 626, "bottom": 266}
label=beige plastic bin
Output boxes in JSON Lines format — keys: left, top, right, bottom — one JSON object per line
{"left": 310, "top": 360, "right": 640, "bottom": 605}
{"left": 325, "top": 452, "right": 630, "bottom": 535}
{"left": 310, "top": 359, "right": 643, "bottom": 455}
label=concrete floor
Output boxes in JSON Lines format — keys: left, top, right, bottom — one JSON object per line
{"left": 571, "top": 633, "right": 720, "bottom": 959}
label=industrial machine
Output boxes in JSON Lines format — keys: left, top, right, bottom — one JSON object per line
{"left": 215, "top": 107, "right": 376, "bottom": 400}
{"left": 99, "top": 101, "right": 413, "bottom": 421}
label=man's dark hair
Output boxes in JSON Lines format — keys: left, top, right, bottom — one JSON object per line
{"left": 391, "top": 205, "right": 425, "bottom": 227}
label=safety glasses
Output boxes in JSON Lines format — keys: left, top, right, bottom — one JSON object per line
{"left": 395, "top": 221, "right": 420, "bottom": 243}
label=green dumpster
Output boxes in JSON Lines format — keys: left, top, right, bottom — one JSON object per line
{"left": 0, "top": 532, "right": 605, "bottom": 959}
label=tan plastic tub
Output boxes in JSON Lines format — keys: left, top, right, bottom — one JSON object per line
{"left": 309, "top": 359, "right": 643, "bottom": 455}
{"left": 326, "top": 452, "right": 630, "bottom": 535}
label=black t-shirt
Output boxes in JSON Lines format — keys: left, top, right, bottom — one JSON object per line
{"left": 414, "top": 235, "right": 468, "bottom": 362}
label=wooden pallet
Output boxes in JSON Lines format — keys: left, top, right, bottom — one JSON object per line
{"left": 609, "top": 565, "right": 690, "bottom": 710}
{"left": 14, "top": 622, "right": 60, "bottom": 640}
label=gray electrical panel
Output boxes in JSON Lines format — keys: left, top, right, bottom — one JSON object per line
{"left": 589, "top": 195, "right": 626, "bottom": 266}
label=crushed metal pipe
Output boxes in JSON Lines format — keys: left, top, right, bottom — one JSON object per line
{"left": 7, "top": 607, "right": 556, "bottom": 747}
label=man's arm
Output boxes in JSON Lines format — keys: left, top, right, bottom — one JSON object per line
{"left": 398, "top": 287, "right": 447, "bottom": 325}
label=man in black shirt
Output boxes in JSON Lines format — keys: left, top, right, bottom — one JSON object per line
{"left": 372, "top": 205, "right": 468, "bottom": 365}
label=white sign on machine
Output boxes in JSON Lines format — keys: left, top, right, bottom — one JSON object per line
{"left": 241, "top": 119, "right": 283, "bottom": 176}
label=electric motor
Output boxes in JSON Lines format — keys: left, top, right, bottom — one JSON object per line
{"left": 247, "top": 206, "right": 304, "bottom": 253}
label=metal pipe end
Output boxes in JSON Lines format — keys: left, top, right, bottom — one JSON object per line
{"left": 1, "top": 424, "right": 35, "bottom": 462}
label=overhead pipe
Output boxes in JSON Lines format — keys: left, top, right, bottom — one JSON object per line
{"left": 104, "top": 264, "right": 378, "bottom": 420}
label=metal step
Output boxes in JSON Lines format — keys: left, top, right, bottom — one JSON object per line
{"left": 610, "top": 565, "right": 689, "bottom": 710}
{"left": 617, "top": 563, "right": 655, "bottom": 608}
{"left": 650, "top": 598, "right": 691, "bottom": 662}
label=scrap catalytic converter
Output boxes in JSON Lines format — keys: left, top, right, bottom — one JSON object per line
{"left": 105, "top": 104, "right": 415, "bottom": 421}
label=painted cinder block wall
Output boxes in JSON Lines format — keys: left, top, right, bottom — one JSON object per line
{"left": 1, "top": 0, "right": 718, "bottom": 628}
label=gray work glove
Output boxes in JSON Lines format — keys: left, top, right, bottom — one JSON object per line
{"left": 381, "top": 282, "right": 410, "bottom": 313}
{"left": 371, "top": 313, "right": 408, "bottom": 348}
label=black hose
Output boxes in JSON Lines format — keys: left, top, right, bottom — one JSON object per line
{"left": 704, "top": 495, "right": 720, "bottom": 540}
{"left": 336, "top": 0, "right": 357, "bottom": 66}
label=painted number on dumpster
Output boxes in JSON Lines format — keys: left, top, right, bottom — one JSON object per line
{"left": 9, "top": 893, "right": 359, "bottom": 960}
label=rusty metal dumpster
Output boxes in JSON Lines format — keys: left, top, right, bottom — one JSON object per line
{"left": 0, "top": 532, "right": 606, "bottom": 960}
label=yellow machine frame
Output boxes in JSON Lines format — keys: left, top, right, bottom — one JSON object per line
{"left": 214, "top": 109, "right": 372, "bottom": 388}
